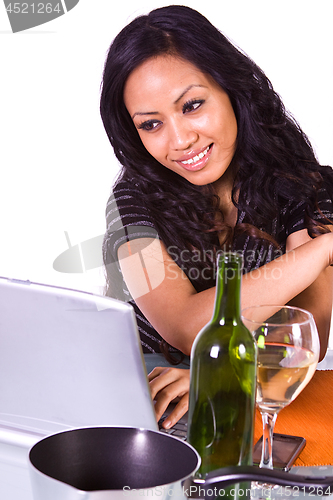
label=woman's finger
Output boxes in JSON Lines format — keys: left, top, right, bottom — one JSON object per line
{"left": 148, "top": 367, "right": 189, "bottom": 400}
{"left": 160, "top": 394, "right": 189, "bottom": 429}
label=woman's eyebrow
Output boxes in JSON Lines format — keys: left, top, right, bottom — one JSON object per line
{"left": 132, "top": 111, "right": 158, "bottom": 120}
{"left": 131, "top": 84, "right": 207, "bottom": 120}
{"left": 174, "top": 84, "right": 206, "bottom": 104}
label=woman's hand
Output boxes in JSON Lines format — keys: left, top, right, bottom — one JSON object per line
{"left": 148, "top": 367, "right": 190, "bottom": 429}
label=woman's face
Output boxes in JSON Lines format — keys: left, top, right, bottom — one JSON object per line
{"left": 124, "top": 55, "right": 238, "bottom": 186}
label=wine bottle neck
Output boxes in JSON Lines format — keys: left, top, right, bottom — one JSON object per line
{"left": 212, "top": 253, "right": 242, "bottom": 324}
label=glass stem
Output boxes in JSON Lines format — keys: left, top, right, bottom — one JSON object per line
{"left": 260, "top": 410, "right": 278, "bottom": 469}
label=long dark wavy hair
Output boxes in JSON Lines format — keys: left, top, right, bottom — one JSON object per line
{"left": 100, "top": 5, "right": 333, "bottom": 358}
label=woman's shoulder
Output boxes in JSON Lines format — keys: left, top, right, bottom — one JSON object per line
{"left": 106, "top": 177, "right": 150, "bottom": 222}
{"left": 314, "top": 183, "right": 333, "bottom": 221}
{"left": 104, "top": 176, "right": 158, "bottom": 257}
{"left": 109, "top": 176, "right": 144, "bottom": 203}
{"left": 282, "top": 178, "right": 333, "bottom": 237}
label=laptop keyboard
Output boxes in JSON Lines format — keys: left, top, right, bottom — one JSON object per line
{"left": 158, "top": 415, "right": 188, "bottom": 440}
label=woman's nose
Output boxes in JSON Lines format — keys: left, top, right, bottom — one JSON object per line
{"left": 168, "top": 118, "right": 198, "bottom": 151}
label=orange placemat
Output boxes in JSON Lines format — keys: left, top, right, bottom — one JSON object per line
{"left": 254, "top": 370, "right": 333, "bottom": 466}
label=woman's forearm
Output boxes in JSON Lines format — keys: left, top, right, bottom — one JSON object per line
{"left": 120, "top": 233, "right": 333, "bottom": 356}
{"left": 241, "top": 232, "right": 333, "bottom": 311}
{"left": 181, "top": 233, "right": 333, "bottom": 354}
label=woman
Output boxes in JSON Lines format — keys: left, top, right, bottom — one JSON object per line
{"left": 100, "top": 5, "right": 333, "bottom": 414}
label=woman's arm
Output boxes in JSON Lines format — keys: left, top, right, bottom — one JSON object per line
{"left": 285, "top": 228, "right": 333, "bottom": 361}
{"left": 118, "top": 231, "right": 333, "bottom": 356}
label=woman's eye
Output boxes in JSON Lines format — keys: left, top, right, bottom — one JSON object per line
{"left": 182, "top": 99, "right": 204, "bottom": 114}
{"left": 137, "top": 120, "right": 161, "bottom": 132}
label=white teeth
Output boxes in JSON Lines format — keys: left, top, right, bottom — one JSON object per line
{"left": 181, "top": 146, "right": 210, "bottom": 165}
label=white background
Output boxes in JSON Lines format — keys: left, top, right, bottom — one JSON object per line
{"left": 1, "top": 0, "right": 332, "bottom": 296}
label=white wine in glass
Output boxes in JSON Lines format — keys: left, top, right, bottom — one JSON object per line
{"left": 241, "top": 305, "right": 319, "bottom": 471}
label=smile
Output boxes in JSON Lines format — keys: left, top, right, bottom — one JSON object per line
{"left": 180, "top": 145, "right": 211, "bottom": 165}
{"left": 175, "top": 144, "right": 213, "bottom": 172}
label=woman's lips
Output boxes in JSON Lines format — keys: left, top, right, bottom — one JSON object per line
{"left": 175, "top": 144, "right": 213, "bottom": 171}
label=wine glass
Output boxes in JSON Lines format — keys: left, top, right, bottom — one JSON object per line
{"left": 241, "top": 305, "right": 320, "bottom": 472}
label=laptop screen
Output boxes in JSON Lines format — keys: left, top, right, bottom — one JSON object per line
{"left": 0, "top": 277, "right": 157, "bottom": 448}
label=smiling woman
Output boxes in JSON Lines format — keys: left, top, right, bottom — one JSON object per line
{"left": 100, "top": 5, "right": 333, "bottom": 365}
{"left": 123, "top": 55, "right": 237, "bottom": 187}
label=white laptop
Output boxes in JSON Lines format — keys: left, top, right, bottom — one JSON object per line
{"left": 0, "top": 276, "right": 157, "bottom": 450}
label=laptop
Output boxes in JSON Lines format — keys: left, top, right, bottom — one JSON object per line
{"left": 0, "top": 276, "right": 158, "bottom": 450}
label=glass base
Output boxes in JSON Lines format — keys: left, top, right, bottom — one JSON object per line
{"left": 250, "top": 482, "right": 279, "bottom": 499}
{"left": 249, "top": 479, "right": 325, "bottom": 500}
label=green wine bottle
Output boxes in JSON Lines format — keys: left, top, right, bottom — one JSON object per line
{"left": 187, "top": 252, "right": 257, "bottom": 484}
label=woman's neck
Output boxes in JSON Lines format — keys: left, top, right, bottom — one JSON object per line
{"left": 212, "top": 165, "right": 238, "bottom": 227}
